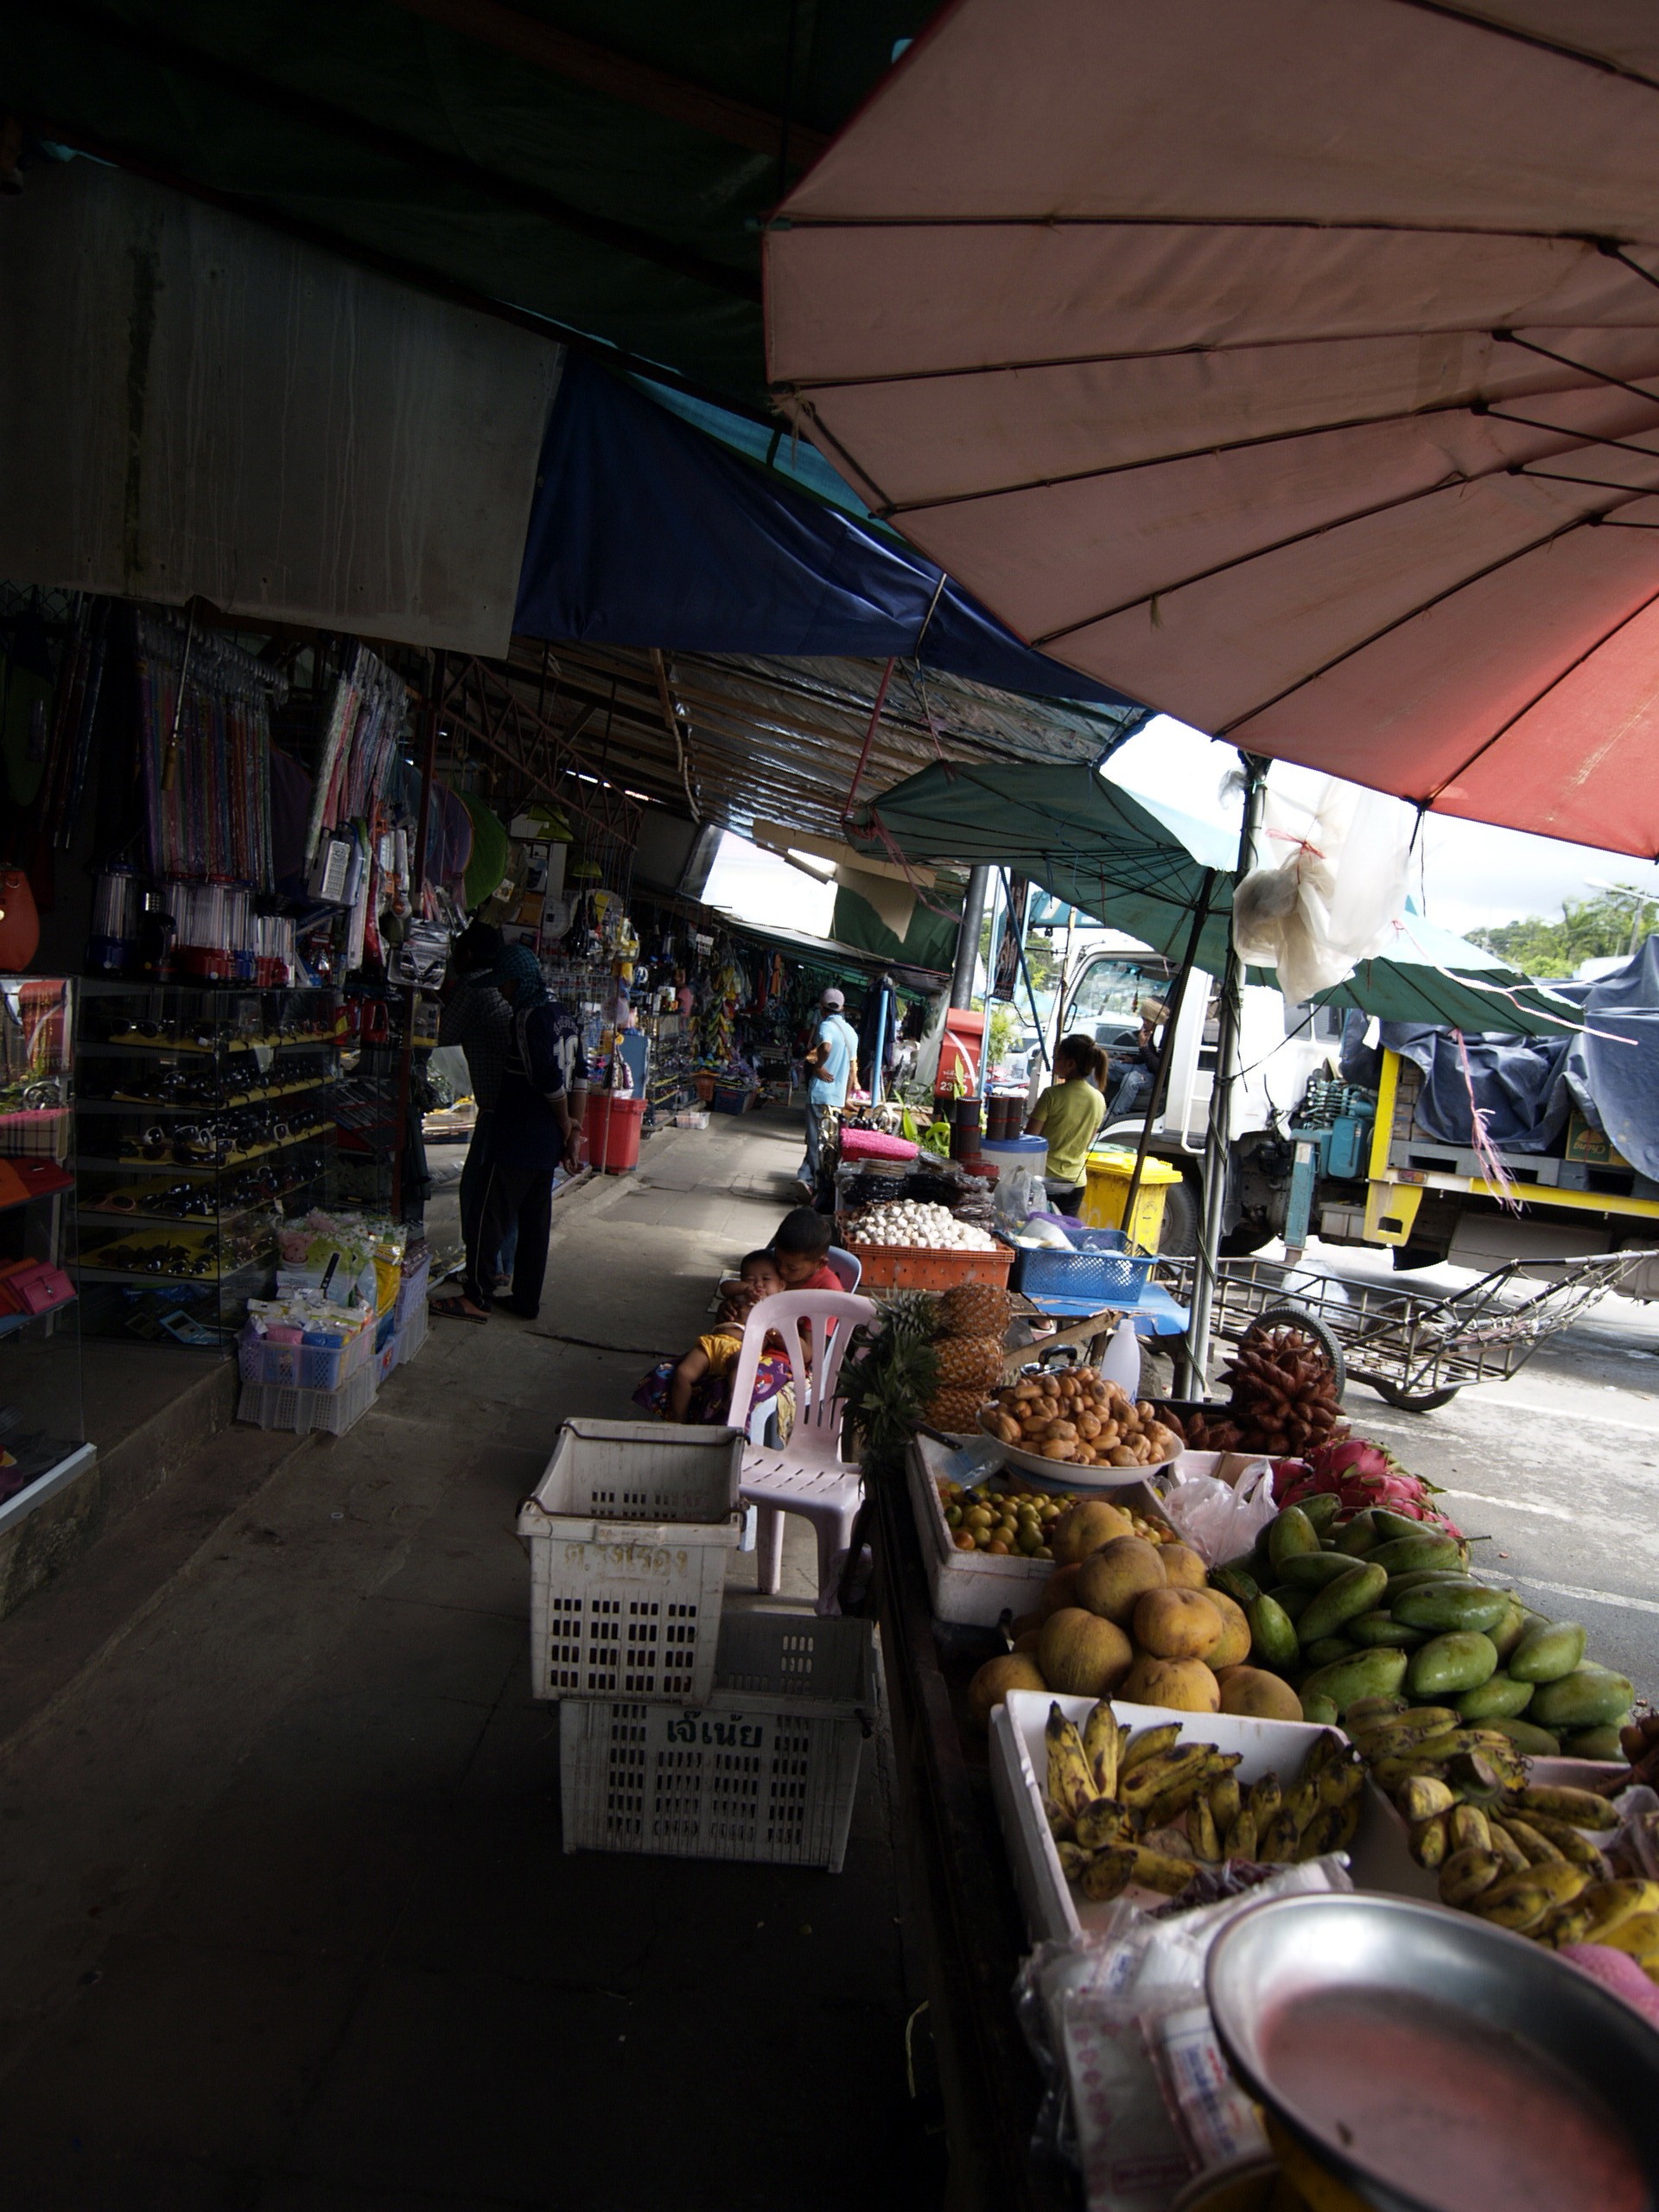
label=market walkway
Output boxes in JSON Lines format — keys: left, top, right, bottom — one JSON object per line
{"left": 0, "top": 1112, "right": 938, "bottom": 2211}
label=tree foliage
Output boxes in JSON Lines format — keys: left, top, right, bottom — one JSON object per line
{"left": 1469, "top": 887, "right": 1658, "bottom": 979}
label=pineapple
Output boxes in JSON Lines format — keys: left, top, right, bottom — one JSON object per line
{"left": 932, "top": 1332, "right": 1005, "bottom": 1395}
{"left": 880, "top": 1288, "right": 943, "bottom": 1346}
{"left": 938, "top": 1283, "right": 1012, "bottom": 1339}
{"left": 923, "top": 1386, "right": 988, "bottom": 1434}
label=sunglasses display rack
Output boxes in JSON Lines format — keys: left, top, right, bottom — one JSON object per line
{"left": 73, "top": 980, "right": 341, "bottom": 1348}
{"left": 0, "top": 976, "right": 90, "bottom": 1531}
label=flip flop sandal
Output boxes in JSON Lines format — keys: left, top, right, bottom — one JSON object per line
{"left": 430, "top": 1294, "right": 489, "bottom": 1325}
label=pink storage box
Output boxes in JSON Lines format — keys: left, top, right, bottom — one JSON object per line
{"left": 838, "top": 1126, "right": 918, "bottom": 1163}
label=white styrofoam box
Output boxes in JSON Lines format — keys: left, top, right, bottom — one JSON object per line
{"left": 559, "top": 1611, "right": 877, "bottom": 1871}
{"left": 518, "top": 1419, "right": 745, "bottom": 1705}
{"left": 990, "top": 1689, "right": 1410, "bottom": 1947}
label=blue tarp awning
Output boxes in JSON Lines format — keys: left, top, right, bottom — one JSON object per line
{"left": 513, "top": 356, "right": 1147, "bottom": 713}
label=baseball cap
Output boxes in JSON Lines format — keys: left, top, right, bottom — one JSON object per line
{"left": 821, "top": 987, "right": 845, "bottom": 1009}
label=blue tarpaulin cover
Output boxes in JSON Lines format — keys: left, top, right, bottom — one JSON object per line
{"left": 513, "top": 357, "right": 1145, "bottom": 711}
{"left": 1380, "top": 938, "right": 1659, "bottom": 1180}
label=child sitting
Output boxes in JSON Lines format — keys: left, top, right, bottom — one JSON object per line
{"left": 633, "top": 1250, "right": 791, "bottom": 1426}
{"left": 772, "top": 1205, "right": 844, "bottom": 1292}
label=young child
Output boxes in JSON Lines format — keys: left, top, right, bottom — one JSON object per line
{"left": 771, "top": 1205, "right": 843, "bottom": 1292}
{"left": 1026, "top": 1032, "right": 1109, "bottom": 1216}
{"left": 633, "top": 1250, "right": 790, "bottom": 1425}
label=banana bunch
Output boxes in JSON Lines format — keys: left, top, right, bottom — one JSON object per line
{"left": 1043, "top": 1700, "right": 1363, "bottom": 1904}
{"left": 1345, "top": 1694, "right": 1646, "bottom": 1955}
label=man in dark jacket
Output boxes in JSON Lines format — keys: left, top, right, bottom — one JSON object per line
{"left": 434, "top": 944, "right": 584, "bottom": 1323}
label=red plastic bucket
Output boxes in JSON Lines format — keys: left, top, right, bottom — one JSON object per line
{"left": 584, "top": 1092, "right": 645, "bottom": 1173}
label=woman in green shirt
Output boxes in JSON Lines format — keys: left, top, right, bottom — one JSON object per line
{"left": 1026, "top": 1033, "right": 1109, "bottom": 1215}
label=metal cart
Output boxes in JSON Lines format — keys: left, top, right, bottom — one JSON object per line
{"left": 1158, "top": 1249, "right": 1657, "bottom": 1411}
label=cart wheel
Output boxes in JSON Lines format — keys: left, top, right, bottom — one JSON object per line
{"left": 1242, "top": 1304, "right": 1347, "bottom": 1399}
{"left": 1371, "top": 1378, "right": 1461, "bottom": 1413}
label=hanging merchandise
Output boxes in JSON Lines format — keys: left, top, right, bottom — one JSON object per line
{"left": 300, "top": 644, "right": 408, "bottom": 872}
{"left": 135, "top": 612, "right": 283, "bottom": 889}
{"left": 1231, "top": 779, "right": 1414, "bottom": 1006}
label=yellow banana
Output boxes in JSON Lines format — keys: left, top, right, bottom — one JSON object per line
{"left": 1328, "top": 1798, "right": 1361, "bottom": 1853}
{"left": 1075, "top": 1796, "right": 1130, "bottom": 1851}
{"left": 1225, "top": 1807, "right": 1259, "bottom": 1861}
{"left": 1410, "top": 1813, "right": 1449, "bottom": 1869}
{"left": 1299, "top": 1728, "right": 1351, "bottom": 1779}
{"left": 1592, "top": 1910, "right": 1659, "bottom": 1966}
{"left": 1045, "top": 1704, "right": 1098, "bottom": 1821}
{"left": 1351, "top": 1707, "right": 1459, "bottom": 1756}
{"left": 1056, "top": 1840, "right": 1091, "bottom": 1882}
{"left": 1083, "top": 1700, "right": 1122, "bottom": 1802}
{"left": 1439, "top": 1848, "right": 1502, "bottom": 1907}
{"left": 1122, "top": 1723, "right": 1183, "bottom": 1772}
{"left": 1319, "top": 1756, "right": 1365, "bottom": 1810}
{"left": 1142, "top": 1764, "right": 1228, "bottom": 1833}
{"left": 1469, "top": 1883, "right": 1554, "bottom": 1934}
{"left": 1483, "top": 1820, "right": 1531, "bottom": 1877}
{"left": 1191, "top": 1795, "right": 1221, "bottom": 1864}
{"left": 1249, "top": 1770, "right": 1283, "bottom": 1827}
{"left": 1448, "top": 1803, "right": 1492, "bottom": 1856}
{"left": 1511, "top": 1784, "right": 1619, "bottom": 1831}
{"left": 1396, "top": 1775, "right": 1456, "bottom": 1824}
{"left": 1576, "top": 1880, "right": 1659, "bottom": 1942}
{"left": 1516, "top": 1810, "right": 1613, "bottom": 1868}
{"left": 1259, "top": 1809, "right": 1302, "bottom": 1866}
{"left": 1492, "top": 1815, "right": 1563, "bottom": 1866}
{"left": 1121, "top": 1742, "right": 1213, "bottom": 1806}
{"left": 1282, "top": 1779, "right": 1319, "bottom": 1834}
{"left": 1370, "top": 1754, "right": 1450, "bottom": 1793}
{"left": 1079, "top": 1847, "right": 1137, "bottom": 1902}
{"left": 1127, "top": 1841, "right": 1200, "bottom": 1896}
{"left": 1210, "top": 1772, "right": 1242, "bottom": 1831}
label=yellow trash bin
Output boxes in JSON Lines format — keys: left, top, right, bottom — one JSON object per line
{"left": 1081, "top": 1147, "right": 1184, "bottom": 1251}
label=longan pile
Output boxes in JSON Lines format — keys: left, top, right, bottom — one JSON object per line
{"left": 933, "top": 1478, "right": 1174, "bottom": 1556}
{"left": 981, "top": 1366, "right": 1181, "bottom": 1469}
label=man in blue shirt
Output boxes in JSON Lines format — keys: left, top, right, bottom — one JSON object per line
{"left": 798, "top": 985, "right": 860, "bottom": 1193}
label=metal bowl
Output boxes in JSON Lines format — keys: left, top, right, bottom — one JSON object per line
{"left": 1205, "top": 1892, "right": 1659, "bottom": 2212}
{"left": 975, "top": 1408, "right": 1179, "bottom": 1490}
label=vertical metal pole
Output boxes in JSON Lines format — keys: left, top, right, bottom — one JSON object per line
{"left": 1122, "top": 868, "right": 1217, "bottom": 1249}
{"left": 1184, "top": 761, "right": 1264, "bottom": 1395}
{"left": 950, "top": 863, "right": 992, "bottom": 1010}
{"left": 1051, "top": 905, "right": 1077, "bottom": 1066}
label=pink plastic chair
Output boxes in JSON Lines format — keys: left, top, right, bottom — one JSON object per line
{"left": 726, "top": 1287, "right": 875, "bottom": 1600}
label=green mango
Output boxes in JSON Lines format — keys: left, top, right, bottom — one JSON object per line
{"left": 1407, "top": 1630, "right": 1499, "bottom": 1698}
{"left": 1298, "top": 1646, "right": 1409, "bottom": 1715}
{"left": 1266, "top": 1582, "right": 1313, "bottom": 1623}
{"left": 1268, "top": 1505, "right": 1320, "bottom": 1570}
{"left": 1453, "top": 1671, "right": 1535, "bottom": 1721}
{"left": 1300, "top": 1492, "right": 1344, "bottom": 1535}
{"left": 1560, "top": 1726, "right": 1626, "bottom": 1761}
{"left": 1508, "top": 1620, "right": 1587, "bottom": 1684}
{"left": 1210, "top": 1561, "right": 1262, "bottom": 1608}
{"left": 1248, "top": 1593, "right": 1300, "bottom": 1671}
{"left": 1485, "top": 1716, "right": 1560, "bottom": 1756}
{"left": 1297, "top": 1561, "right": 1389, "bottom": 1644}
{"left": 1304, "top": 1635, "right": 1359, "bottom": 1668}
{"left": 1384, "top": 1568, "right": 1475, "bottom": 1599}
{"left": 1530, "top": 1669, "right": 1634, "bottom": 1732}
{"left": 1368, "top": 1533, "right": 1463, "bottom": 1578}
{"left": 1345, "top": 1610, "right": 1427, "bottom": 1649}
{"left": 1370, "top": 1508, "right": 1433, "bottom": 1543}
{"left": 1487, "top": 1601, "right": 1531, "bottom": 1662}
{"left": 1391, "top": 1583, "right": 1511, "bottom": 1636}
{"left": 1300, "top": 1693, "right": 1339, "bottom": 1726}
{"left": 1279, "top": 1550, "right": 1367, "bottom": 1590}
{"left": 1333, "top": 1510, "right": 1379, "bottom": 1556}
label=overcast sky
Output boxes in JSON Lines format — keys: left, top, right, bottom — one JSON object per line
{"left": 701, "top": 713, "right": 1659, "bottom": 945}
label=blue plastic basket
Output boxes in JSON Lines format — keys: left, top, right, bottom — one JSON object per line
{"left": 1007, "top": 1224, "right": 1157, "bottom": 1303}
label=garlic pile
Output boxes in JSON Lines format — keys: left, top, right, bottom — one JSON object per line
{"left": 848, "top": 1201, "right": 1000, "bottom": 1251}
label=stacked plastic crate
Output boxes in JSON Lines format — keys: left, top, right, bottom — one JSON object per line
{"left": 519, "top": 1419, "right": 878, "bottom": 1872}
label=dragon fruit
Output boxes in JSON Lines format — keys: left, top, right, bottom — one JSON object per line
{"left": 1271, "top": 1437, "right": 1463, "bottom": 1538}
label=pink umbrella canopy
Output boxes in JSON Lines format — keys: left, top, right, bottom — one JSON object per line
{"left": 766, "top": 0, "right": 1659, "bottom": 857}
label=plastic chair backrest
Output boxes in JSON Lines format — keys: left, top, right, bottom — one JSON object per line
{"left": 726, "top": 1288, "right": 876, "bottom": 1456}
{"left": 825, "top": 1245, "right": 862, "bottom": 1294}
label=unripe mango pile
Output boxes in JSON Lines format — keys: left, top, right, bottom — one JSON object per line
{"left": 1214, "top": 1493, "right": 1634, "bottom": 1758}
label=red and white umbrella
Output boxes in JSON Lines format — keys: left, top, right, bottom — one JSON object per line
{"left": 766, "top": 0, "right": 1659, "bottom": 856}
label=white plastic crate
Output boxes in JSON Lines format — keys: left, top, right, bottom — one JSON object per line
{"left": 397, "top": 1295, "right": 429, "bottom": 1366}
{"left": 238, "top": 1318, "right": 374, "bottom": 1392}
{"left": 559, "top": 1611, "right": 878, "bottom": 1870}
{"left": 517, "top": 1419, "right": 744, "bottom": 1705}
{"left": 236, "top": 1362, "right": 378, "bottom": 1438}
{"left": 393, "top": 1253, "right": 431, "bottom": 1328}
{"left": 989, "top": 1689, "right": 1410, "bottom": 1947}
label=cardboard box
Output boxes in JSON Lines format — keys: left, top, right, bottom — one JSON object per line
{"left": 1565, "top": 1110, "right": 1630, "bottom": 1167}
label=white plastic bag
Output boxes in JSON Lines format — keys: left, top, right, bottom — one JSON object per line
{"left": 1154, "top": 1453, "right": 1278, "bottom": 1565}
{"left": 1232, "top": 778, "right": 1413, "bottom": 1004}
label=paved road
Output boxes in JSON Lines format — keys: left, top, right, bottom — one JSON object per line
{"left": 1262, "top": 1240, "right": 1659, "bottom": 1706}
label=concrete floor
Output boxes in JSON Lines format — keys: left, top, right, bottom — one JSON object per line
{"left": 0, "top": 1111, "right": 935, "bottom": 2211}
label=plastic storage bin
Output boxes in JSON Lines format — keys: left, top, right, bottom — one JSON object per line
{"left": 558, "top": 1611, "right": 878, "bottom": 1870}
{"left": 237, "top": 1318, "right": 375, "bottom": 1392}
{"left": 236, "top": 1363, "right": 378, "bottom": 1438}
{"left": 844, "top": 1241, "right": 1015, "bottom": 1293}
{"left": 1081, "top": 1147, "right": 1184, "bottom": 1250}
{"left": 518, "top": 1418, "right": 745, "bottom": 1705}
{"left": 1007, "top": 1223, "right": 1157, "bottom": 1302}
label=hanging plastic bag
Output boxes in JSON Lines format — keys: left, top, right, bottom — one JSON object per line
{"left": 1154, "top": 1453, "right": 1278, "bottom": 1564}
{"left": 1232, "top": 778, "right": 1413, "bottom": 1004}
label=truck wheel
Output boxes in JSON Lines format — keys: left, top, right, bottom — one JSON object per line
{"left": 1221, "top": 1218, "right": 1275, "bottom": 1257}
{"left": 1156, "top": 1175, "right": 1200, "bottom": 1257}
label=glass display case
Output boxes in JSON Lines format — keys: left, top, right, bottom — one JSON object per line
{"left": 74, "top": 981, "right": 339, "bottom": 1346}
{"left": 0, "top": 976, "right": 88, "bottom": 1523}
